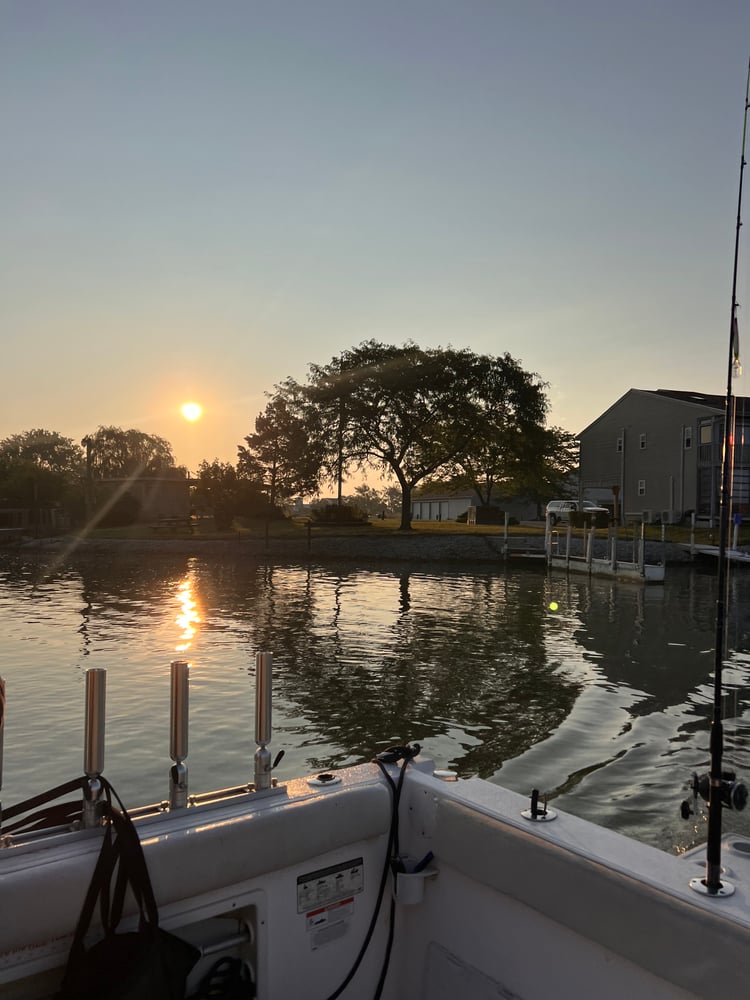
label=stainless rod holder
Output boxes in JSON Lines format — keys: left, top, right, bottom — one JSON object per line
{"left": 169, "top": 660, "right": 190, "bottom": 809}
{"left": 254, "top": 652, "right": 273, "bottom": 791}
{"left": 83, "top": 668, "right": 106, "bottom": 828}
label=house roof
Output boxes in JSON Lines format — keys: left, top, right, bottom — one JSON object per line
{"left": 650, "top": 389, "right": 732, "bottom": 408}
{"left": 577, "top": 388, "right": 750, "bottom": 437}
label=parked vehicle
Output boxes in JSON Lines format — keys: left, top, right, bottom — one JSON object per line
{"left": 545, "top": 499, "right": 609, "bottom": 525}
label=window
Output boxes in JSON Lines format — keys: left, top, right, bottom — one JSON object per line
{"left": 684, "top": 426, "right": 692, "bottom": 449}
{"left": 638, "top": 480, "right": 646, "bottom": 496}
{"left": 700, "top": 423, "right": 713, "bottom": 445}
{"left": 616, "top": 436, "right": 623, "bottom": 453}
{"left": 639, "top": 433, "right": 646, "bottom": 449}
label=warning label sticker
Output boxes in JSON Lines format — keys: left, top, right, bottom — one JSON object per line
{"left": 297, "top": 857, "right": 364, "bottom": 915}
{"left": 306, "top": 896, "right": 354, "bottom": 932}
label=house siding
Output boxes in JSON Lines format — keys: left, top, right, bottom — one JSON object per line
{"left": 96, "top": 477, "right": 191, "bottom": 521}
{"left": 579, "top": 390, "right": 723, "bottom": 522}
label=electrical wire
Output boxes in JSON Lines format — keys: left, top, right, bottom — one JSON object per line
{"left": 323, "top": 743, "right": 419, "bottom": 1000}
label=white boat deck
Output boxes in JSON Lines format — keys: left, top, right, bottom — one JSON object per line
{"left": 2, "top": 758, "right": 749, "bottom": 999}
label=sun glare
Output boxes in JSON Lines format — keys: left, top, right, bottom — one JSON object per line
{"left": 175, "top": 578, "right": 200, "bottom": 652}
{"left": 181, "top": 402, "right": 202, "bottom": 422}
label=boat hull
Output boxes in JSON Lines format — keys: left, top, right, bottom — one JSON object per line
{"left": 2, "top": 759, "right": 749, "bottom": 999}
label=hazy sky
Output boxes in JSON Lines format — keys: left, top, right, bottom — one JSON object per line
{"left": 4, "top": 2, "right": 750, "bottom": 476}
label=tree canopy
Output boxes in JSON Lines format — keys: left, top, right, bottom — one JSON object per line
{"left": 302, "top": 341, "right": 550, "bottom": 528}
{"left": 193, "top": 459, "right": 270, "bottom": 528}
{"left": 2, "top": 342, "right": 571, "bottom": 534}
{"left": 84, "top": 426, "right": 178, "bottom": 478}
{"left": 0, "top": 429, "right": 84, "bottom": 510}
{"left": 0, "top": 429, "right": 83, "bottom": 476}
{"left": 237, "top": 383, "right": 324, "bottom": 506}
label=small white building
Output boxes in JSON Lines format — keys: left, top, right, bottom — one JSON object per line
{"left": 410, "top": 491, "right": 537, "bottom": 523}
{"left": 411, "top": 491, "right": 478, "bottom": 522}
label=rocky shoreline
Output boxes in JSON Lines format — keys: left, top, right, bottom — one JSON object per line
{"left": 12, "top": 530, "right": 694, "bottom": 566}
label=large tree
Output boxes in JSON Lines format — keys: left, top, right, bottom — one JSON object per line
{"left": 512, "top": 425, "right": 579, "bottom": 516}
{"left": 307, "top": 342, "right": 550, "bottom": 529}
{"left": 84, "top": 426, "right": 177, "bottom": 478}
{"left": 0, "top": 429, "right": 84, "bottom": 512}
{"left": 193, "top": 459, "right": 270, "bottom": 528}
{"left": 448, "top": 353, "right": 550, "bottom": 505}
{"left": 237, "top": 383, "right": 324, "bottom": 506}
{"left": 0, "top": 429, "right": 83, "bottom": 476}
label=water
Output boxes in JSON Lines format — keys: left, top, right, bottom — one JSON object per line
{"left": 2, "top": 549, "right": 750, "bottom": 855}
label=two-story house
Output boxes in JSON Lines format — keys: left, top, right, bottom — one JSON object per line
{"left": 579, "top": 388, "right": 750, "bottom": 524}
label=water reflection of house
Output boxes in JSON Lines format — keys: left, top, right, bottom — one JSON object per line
{"left": 410, "top": 490, "right": 536, "bottom": 523}
{"left": 96, "top": 477, "right": 191, "bottom": 521}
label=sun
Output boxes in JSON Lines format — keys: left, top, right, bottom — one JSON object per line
{"left": 181, "top": 402, "right": 203, "bottom": 422}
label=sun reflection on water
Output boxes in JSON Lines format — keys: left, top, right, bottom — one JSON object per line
{"left": 175, "top": 576, "right": 201, "bottom": 652}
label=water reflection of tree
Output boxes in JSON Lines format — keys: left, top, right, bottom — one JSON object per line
{"left": 2, "top": 554, "right": 584, "bottom": 780}
{"left": 248, "top": 564, "right": 583, "bottom": 777}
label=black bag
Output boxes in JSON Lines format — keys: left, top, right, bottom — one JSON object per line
{"left": 56, "top": 778, "right": 200, "bottom": 1000}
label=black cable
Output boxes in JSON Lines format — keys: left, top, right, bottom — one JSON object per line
{"left": 323, "top": 744, "right": 419, "bottom": 1000}
{"left": 371, "top": 754, "right": 414, "bottom": 1000}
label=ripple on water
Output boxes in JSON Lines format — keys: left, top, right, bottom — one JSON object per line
{"left": 1, "top": 556, "right": 750, "bottom": 851}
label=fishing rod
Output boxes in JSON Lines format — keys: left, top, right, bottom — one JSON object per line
{"left": 696, "top": 61, "right": 750, "bottom": 898}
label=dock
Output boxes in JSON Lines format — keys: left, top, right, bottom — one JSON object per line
{"left": 493, "top": 519, "right": 665, "bottom": 582}
{"left": 544, "top": 522, "right": 664, "bottom": 583}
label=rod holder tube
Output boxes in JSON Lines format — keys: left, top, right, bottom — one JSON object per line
{"left": 170, "top": 660, "right": 189, "bottom": 763}
{"left": 254, "top": 652, "right": 273, "bottom": 791}
{"left": 84, "top": 668, "right": 106, "bottom": 777}
{"left": 83, "top": 668, "right": 106, "bottom": 828}
{"left": 255, "top": 652, "right": 272, "bottom": 746}
{"left": 169, "top": 660, "right": 190, "bottom": 809}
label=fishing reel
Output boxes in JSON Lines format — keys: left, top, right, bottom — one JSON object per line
{"left": 680, "top": 770, "right": 748, "bottom": 819}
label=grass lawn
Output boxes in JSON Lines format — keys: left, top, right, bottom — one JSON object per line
{"left": 68, "top": 516, "right": 730, "bottom": 547}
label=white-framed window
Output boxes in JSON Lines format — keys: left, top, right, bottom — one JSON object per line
{"left": 684, "top": 426, "right": 692, "bottom": 449}
{"left": 616, "top": 436, "right": 623, "bottom": 453}
{"left": 638, "top": 480, "right": 646, "bottom": 496}
{"left": 639, "top": 433, "right": 646, "bottom": 449}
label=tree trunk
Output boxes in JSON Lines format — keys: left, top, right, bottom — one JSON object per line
{"left": 399, "top": 483, "right": 412, "bottom": 531}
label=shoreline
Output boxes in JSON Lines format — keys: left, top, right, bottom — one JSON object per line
{"left": 8, "top": 531, "right": 693, "bottom": 566}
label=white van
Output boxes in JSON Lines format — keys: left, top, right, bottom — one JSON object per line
{"left": 546, "top": 499, "right": 608, "bottom": 525}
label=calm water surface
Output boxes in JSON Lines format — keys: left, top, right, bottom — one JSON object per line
{"left": 2, "top": 549, "right": 750, "bottom": 854}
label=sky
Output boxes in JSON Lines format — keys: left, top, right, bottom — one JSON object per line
{"left": 4, "top": 1, "right": 750, "bottom": 478}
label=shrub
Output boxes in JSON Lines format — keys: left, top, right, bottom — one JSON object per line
{"left": 310, "top": 504, "right": 369, "bottom": 525}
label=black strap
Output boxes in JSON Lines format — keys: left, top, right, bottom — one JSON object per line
{"left": 107, "top": 805, "right": 159, "bottom": 929}
{"left": 2, "top": 776, "right": 87, "bottom": 834}
{"left": 59, "top": 776, "right": 166, "bottom": 994}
